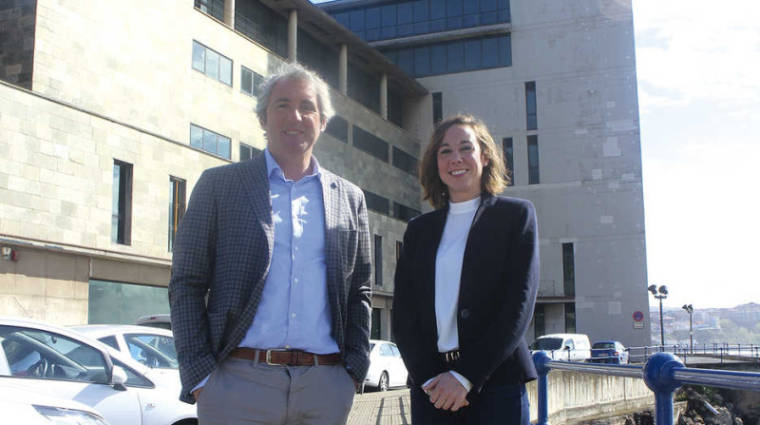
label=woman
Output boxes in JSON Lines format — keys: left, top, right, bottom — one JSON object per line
{"left": 392, "top": 114, "right": 539, "bottom": 425}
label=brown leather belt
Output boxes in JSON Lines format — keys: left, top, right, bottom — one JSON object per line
{"left": 229, "top": 348, "right": 342, "bottom": 366}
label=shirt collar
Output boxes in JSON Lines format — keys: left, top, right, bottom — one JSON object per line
{"left": 264, "top": 149, "right": 321, "bottom": 182}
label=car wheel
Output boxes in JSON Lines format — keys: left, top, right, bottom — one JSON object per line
{"left": 378, "top": 371, "right": 389, "bottom": 392}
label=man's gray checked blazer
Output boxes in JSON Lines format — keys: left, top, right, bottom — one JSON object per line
{"left": 169, "top": 153, "right": 372, "bottom": 403}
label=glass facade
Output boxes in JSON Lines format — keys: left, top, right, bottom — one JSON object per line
{"left": 190, "top": 124, "right": 231, "bottom": 159}
{"left": 528, "top": 135, "right": 539, "bottom": 184}
{"left": 195, "top": 0, "right": 225, "bottom": 21}
{"left": 88, "top": 280, "right": 170, "bottom": 325}
{"left": 298, "top": 29, "right": 340, "bottom": 89}
{"left": 168, "top": 177, "right": 186, "bottom": 252}
{"left": 502, "top": 137, "right": 513, "bottom": 186}
{"left": 192, "top": 41, "right": 232, "bottom": 86}
{"left": 235, "top": 0, "right": 288, "bottom": 58}
{"left": 348, "top": 63, "right": 381, "bottom": 113}
{"left": 382, "top": 34, "right": 511, "bottom": 77}
{"left": 241, "top": 66, "right": 264, "bottom": 97}
{"left": 331, "top": 0, "right": 510, "bottom": 42}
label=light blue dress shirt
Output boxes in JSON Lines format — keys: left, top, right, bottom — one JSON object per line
{"left": 238, "top": 149, "right": 339, "bottom": 354}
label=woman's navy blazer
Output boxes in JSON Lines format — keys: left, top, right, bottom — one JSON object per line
{"left": 392, "top": 194, "right": 539, "bottom": 393}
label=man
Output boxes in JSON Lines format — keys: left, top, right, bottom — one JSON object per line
{"left": 169, "top": 63, "right": 372, "bottom": 425}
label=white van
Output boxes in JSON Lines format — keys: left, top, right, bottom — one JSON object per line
{"left": 530, "top": 333, "right": 592, "bottom": 361}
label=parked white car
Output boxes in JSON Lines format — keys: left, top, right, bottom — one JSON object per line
{"left": 364, "top": 339, "right": 408, "bottom": 391}
{"left": 530, "top": 333, "right": 592, "bottom": 362}
{"left": 0, "top": 316, "right": 196, "bottom": 425}
{"left": 0, "top": 382, "right": 110, "bottom": 425}
{"left": 70, "top": 324, "right": 180, "bottom": 389}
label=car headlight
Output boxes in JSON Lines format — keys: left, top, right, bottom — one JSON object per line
{"left": 33, "top": 405, "right": 109, "bottom": 425}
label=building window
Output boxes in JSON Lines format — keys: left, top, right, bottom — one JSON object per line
{"left": 325, "top": 116, "right": 349, "bottom": 143}
{"left": 565, "top": 303, "right": 576, "bottom": 333}
{"left": 235, "top": 0, "right": 288, "bottom": 58}
{"left": 192, "top": 41, "right": 232, "bottom": 86}
{"left": 241, "top": 66, "right": 265, "bottom": 97}
{"left": 393, "top": 202, "right": 421, "bottom": 222}
{"left": 374, "top": 234, "right": 383, "bottom": 287}
{"left": 433, "top": 92, "right": 442, "bottom": 124}
{"left": 396, "top": 241, "right": 402, "bottom": 261}
{"left": 353, "top": 125, "right": 389, "bottom": 162}
{"left": 168, "top": 177, "right": 186, "bottom": 252}
{"left": 534, "top": 303, "right": 545, "bottom": 338}
{"left": 190, "top": 124, "right": 231, "bottom": 159}
{"left": 528, "top": 135, "right": 540, "bottom": 184}
{"left": 298, "top": 28, "right": 340, "bottom": 89}
{"left": 330, "top": 0, "right": 510, "bottom": 42}
{"left": 502, "top": 137, "right": 513, "bottom": 186}
{"left": 392, "top": 147, "right": 418, "bottom": 176}
{"left": 89, "top": 280, "right": 169, "bottom": 324}
{"left": 388, "top": 89, "right": 404, "bottom": 127}
{"left": 381, "top": 34, "right": 511, "bottom": 78}
{"left": 112, "top": 160, "right": 133, "bottom": 245}
{"left": 562, "top": 242, "right": 575, "bottom": 296}
{"left": 194, "top": 0, "right": 225, "bottom": 21}
{"left": 363, "top": 189, "right": 390, "bottom": 215}
{"left": 348, "top": 63, "right": 380, "bottom": 113}
{"left": 525, "top": 81, "right": 537, "bottom": 130}
{"left": 371, "top": 308, "right": 382, "bottom": 339}
{"left": 239, "top": 143, "right": 261, "bottom": 162}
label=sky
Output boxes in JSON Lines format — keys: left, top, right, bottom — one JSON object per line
{"left": 309, "top": 0, "right": 760, "bottom": 309}
{"left": 633, "top": 0, "right": 760, "bottom": 309}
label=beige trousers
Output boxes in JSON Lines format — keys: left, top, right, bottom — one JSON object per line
{"left": 197, "top": 356, "right": 355, "bottom": 425}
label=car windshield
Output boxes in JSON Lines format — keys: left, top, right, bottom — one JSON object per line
{"left": 532, "top": 338, "right": 563, "bottom": 350}
{"left": 593, "top": 342, "right": 616, "bottom": 349}
{"left": 125, "top": 334, "right": 178, "bottom": 369}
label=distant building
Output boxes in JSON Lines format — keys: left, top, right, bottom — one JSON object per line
{"left": 1, "top": 0, "right": 649, "bottom": 347}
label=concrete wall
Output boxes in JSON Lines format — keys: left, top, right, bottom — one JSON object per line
{"left": 526, "top": 370, "right": 655, "bottom": 424}
{"left": 404, "top": 0, "right": 650, "bottom": 347}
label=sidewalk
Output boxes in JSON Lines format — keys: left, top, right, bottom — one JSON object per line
{"left": 347, "top": 389, "right": 412, "bottom": 425}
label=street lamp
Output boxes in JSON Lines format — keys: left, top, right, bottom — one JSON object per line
{"left": 648, "top": 284, "right": 668, "bottom": 347}
{"left": 682, "top": 304, "right": 694, "bottom": 353}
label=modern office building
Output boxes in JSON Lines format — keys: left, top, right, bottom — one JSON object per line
{"left": 1, "top": 0, "right": 650, "bottom": 347}
{"left": 321, "top": 0, "right": 650, "bottom": 346}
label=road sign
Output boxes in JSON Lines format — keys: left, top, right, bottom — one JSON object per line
{"left": 633, "top": 310, "right": 644, "bottom": 328}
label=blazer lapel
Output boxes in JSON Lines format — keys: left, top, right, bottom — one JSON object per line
{"left": 236, "top": 154, "right": 274, "bottom": 262}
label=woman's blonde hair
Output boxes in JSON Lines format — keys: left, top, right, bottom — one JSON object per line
{"left": 419, "top": 114, "right": 509, "bottom": 209}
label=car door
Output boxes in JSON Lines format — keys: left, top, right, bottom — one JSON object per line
{"left": 0, "top": 325, "right": 142, "bottom": 425}
{"left": 387, "top": 343, "right": 408, "bottom": 387}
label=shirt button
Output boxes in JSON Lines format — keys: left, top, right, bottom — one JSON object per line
{"left": 294, "top": 278, "right": 299, "bottom": 283}
{"left": 292, "top": 313, "right": 296, "bottom": 318}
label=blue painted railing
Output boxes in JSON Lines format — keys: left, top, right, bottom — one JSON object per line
{"left": 533, "top": 351, "right": 760, "bottom": 425}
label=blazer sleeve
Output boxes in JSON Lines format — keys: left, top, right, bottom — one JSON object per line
{"left": 342, "top": 191, "right": 373, "bottom": 381}
{"left": 455, "top": 200, "right": 539, "bottom": 392}
{"left": 168, "top": 169, "right": 219, "bottom": 403}
{"left": 392, "top": 220, "right": 444, "bottom": 386}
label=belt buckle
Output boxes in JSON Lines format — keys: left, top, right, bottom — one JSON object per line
{"left": 265, "top": 349, "right": 289, "bottom": 366}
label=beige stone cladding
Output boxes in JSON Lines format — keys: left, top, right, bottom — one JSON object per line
{"left": 32, "top": 0, "right": 268, "bottom": 156}
{"left": 1, "top": 82, "right": 228, "bottom": 260}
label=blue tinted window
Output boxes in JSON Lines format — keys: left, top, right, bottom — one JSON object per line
{"left": 431, "top": 44, "right": 447, "bottom": 72}
{"left": 398, "top": 3, "right": 413, "bottom": 24}
{"left": 446, "top": 0, "right": 462, "bottom": 17}
{"left": 431, "top": 0, "right": 446, "bottom": 19}
{"left": 499, "top": 34, "right": 512, "bottom": 66}
{"left": 382, "top": 5, "right": 396, "bottom": 26}
{"left": 398, "top": 24, "right": 414, "bottom": 37}
{"left": 446, "top": 16, "right": 462, "bottom": 30}
{"left": 463, "top": 0, "right": 478, "bottom": 14}
{"left": 366, "top": 7, "right": 380, "bottom": 28}
{"left": 335, "top": 12, "right": 350, "bottom": 28}
{"left": 430, "top": 19, "right": 445, "bottom": 32}
{"left": 381, "top": 26, "right": 396, "bottom": 39}
{"left": 350, "top": 10, "right": 364, "bottom": 31}
{"left": 366, "top": 29, "right": 379, "bottom": 41}
{"left": 463, "top": 14, "right": 478, "bottom": 27}
{"left": 414, "top": 46, "right": 431, "bottom": 76}
{"left": 447, "top": 41, "right": 464, "bottom": 72}
{"left": 481, "top": 0, "right": 497, "bottom": 11}
{"left": 482, "top": 36, "right": 499, "bottom": 68}
{"left": 413, "top": 0, "right": 428, "bottom": 23}
{"left": 481, "top": 11, "right": 498, "bottom": 25}
{"left": 464, "top": 39, "right": 481, "bottom": 70}
{"left": 398, "top": 49, "right": 414, "bottom": 75}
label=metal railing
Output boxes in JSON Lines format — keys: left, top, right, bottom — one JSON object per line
{"left": 533, "top": 351, "right": 760, "bottom": 425}
{"left": 626, "top": 344, "right": 760, "bottom": 364}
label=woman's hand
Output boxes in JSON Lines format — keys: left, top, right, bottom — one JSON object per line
{"left": 422, "top": 372, "right": 470, "bottom": 411}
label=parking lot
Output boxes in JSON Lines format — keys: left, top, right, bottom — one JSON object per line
{"left": 347, "top": 389, "right": 411, "bottom": 425}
